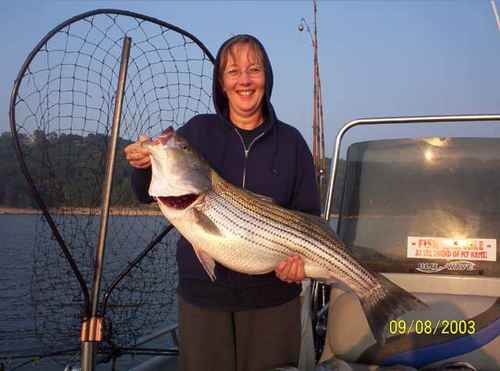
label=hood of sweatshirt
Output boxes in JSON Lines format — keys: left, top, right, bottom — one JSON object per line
{"left": 212, "top": 34, "right": 276, "bottom": 126}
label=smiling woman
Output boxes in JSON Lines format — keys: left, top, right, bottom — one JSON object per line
{"left": 127, "top": 33, "right": 321, "bottom": 371}
{"left": 220, "top": 38, "right": 266, "bottom": 130}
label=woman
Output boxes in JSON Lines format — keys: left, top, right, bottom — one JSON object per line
{"left": 125, "top": 34, "right": 320, "bottom": 371}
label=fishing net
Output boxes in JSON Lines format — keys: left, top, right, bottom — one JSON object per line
{"left": 3, "top": 9, "right": 214, "bottom": 370}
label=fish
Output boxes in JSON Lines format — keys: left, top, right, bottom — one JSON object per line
{"left": 143, "top": 127, "right": 428, "bottom": 344}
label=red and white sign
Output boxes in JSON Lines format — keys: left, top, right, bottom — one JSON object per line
{"left": 407, "top": 236, "right": 497, "bottom": 262}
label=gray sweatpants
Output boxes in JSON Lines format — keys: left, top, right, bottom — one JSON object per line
{"left": 178, "top": 295, "right": 301, "bottom": 371}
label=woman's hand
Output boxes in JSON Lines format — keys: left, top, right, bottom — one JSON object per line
{"left": 124, "top": 135, "right": 151, "bottom": 169}
{"left": 275, "top": 255, "right": 305, "bottom": 283}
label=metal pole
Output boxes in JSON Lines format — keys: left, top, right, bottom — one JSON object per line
{"left": 81, "top": 36, "right": 132, "bottom": 371}
{"left": 313, "top": 0, "right": 320, "bottom": 189}
{"left": 311, "top": 10, "right": 318, "bottom": 182}
{"left": 312, "top": 0, "right": 326, "bottom": 200}
{"left": 301, "top": 2, "right": 330, "bottom": 361}
{"left": 301, "top": 0, "right": 326, "bottom": 198}
{"left": 491, "top": 1, "right": 500, "bottom": 31}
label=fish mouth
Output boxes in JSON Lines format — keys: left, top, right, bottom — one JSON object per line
{"left": 149, "top": 126, "right": 174, "bottom": 146}
{"left": 158, "top": 193, "right": 198, "bottom": 209}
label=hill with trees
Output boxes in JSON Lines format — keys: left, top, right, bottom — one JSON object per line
{"left": 0, "top": 130, "right": 138, "bottom": 209}
{"left": 1, "top": 130, "right": 345, "bottom": 214}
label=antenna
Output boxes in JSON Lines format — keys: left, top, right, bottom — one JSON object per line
{"left": 299, "top": 0, "right": 327, "bottom": 200}
{"left": 491, "top": 0, "right": 500, "bottom": 31}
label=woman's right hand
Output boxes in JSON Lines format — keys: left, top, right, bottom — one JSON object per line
{"left": 124, "top": 135, "right": 151, "bottom": 169}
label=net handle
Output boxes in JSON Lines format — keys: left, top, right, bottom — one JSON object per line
{"left": 8, "top": 7, "right": 216, "bottom": 323}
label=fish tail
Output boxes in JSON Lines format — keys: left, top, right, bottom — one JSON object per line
{"left": 358, "top": 272, "right": 429, "bottom": 345}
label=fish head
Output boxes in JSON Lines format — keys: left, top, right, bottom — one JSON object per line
{"left": 143, "top": 127, "right": 212, "bottom": 200}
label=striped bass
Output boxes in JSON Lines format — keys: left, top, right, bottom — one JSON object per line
{"left": 144, "top": 127, "right": 428, "bottom": 344}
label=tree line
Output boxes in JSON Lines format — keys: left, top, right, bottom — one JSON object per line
{"left": 0, "top": 130, "right": 138, "bottom": 208}
{"left": 0, "top": 130, "right": 345, "bottom": 212}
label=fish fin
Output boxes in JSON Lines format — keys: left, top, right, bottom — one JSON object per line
{"left": 245, "top": 190, "right": 276, "bottom": 204}
{"left": 211, "top": 170, "right": 277, "bottom": 205}
{"left": 192, "top": 209, "right": 222, "bottom": 236}
{"left": 193, "top": 246, "right": 216, "bottom": 282}
{"left": 212, "top": 170, "right": 276, "bottom": 204}
{"left": 357, "top": 272, "right": 429, "bottom": 345}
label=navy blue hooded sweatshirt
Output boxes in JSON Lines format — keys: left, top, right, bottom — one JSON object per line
{"left": 131, "top": 34, "right": 320, "bottom": 310}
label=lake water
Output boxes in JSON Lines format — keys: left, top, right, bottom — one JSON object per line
{"left": 1, "top": 213, "right": 341, "bottom": 371}
{"left": 0, "top": 214, "right": 179, "bottom": 371}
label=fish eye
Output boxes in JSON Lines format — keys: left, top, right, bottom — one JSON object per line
{"left": 178, "top": 140, "right": 190, "bottom": 150}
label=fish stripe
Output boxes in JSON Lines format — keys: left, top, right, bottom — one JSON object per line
{"left": 205, "top": 177, "right": 378, "bottom": 290}
{"left": 211, "top": 192, "right": 365, "bottom": 286}
{"left": 207, "top": 191, "right": 332, "bottom": 270}
{"left": 213, "top": 177, "right": 374, "bottom": 279}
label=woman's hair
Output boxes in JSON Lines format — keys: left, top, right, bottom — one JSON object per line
{"left": 218, "top": 35, "right": 266, "bottom": 84}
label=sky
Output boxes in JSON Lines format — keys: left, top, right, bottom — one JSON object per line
{"left": 1, "top": 0, "right": 500, "bottom": 155}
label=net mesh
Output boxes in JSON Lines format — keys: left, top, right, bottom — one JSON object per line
{"left": 3, "top": 10, "right": 214, "bottom": 369}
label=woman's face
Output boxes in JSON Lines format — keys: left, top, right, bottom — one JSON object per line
{"left": 222, "top": 43, "right": 265, "bottom": 127}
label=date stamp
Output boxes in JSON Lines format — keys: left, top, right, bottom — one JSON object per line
{"left": 388, "top": 319, "right": 476, "bottom": 336}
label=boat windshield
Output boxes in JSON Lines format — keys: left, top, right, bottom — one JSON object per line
{"left": 334, "top": 136, "right": 500, "bottom": 277}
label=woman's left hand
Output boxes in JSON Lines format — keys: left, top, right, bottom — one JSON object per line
{"left": 275, "top": 255, "right": 305, "bottom": 283}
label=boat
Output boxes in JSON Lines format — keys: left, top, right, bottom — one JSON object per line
{"left": 314, "top": 115, "right": 500, "bottom": 370}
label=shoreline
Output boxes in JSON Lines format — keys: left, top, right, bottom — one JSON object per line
{"left": 0, "top": 206, "right": 163, "bottom": 216}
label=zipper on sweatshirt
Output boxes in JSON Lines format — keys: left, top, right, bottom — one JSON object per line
{"left": 233, "top": 128, "right": 266, "bottom": 189}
